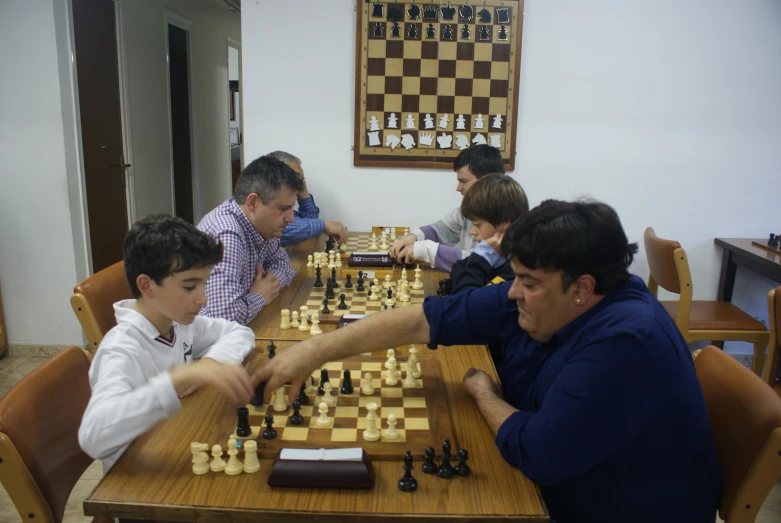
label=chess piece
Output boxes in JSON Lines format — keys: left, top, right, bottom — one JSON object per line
{"left": 242, "top": 440, "right": 260, "bottom": 473}
{"left": 437, "top": 439, "right": 455, "bottom": 479}
{"left": 372, "top": 22, "right": 384, "bottom": 38}
{"left": 369, "top": 233, "right": 379, "bottom": 251}
{"left": 490, "top": 134, "right": 502, "bottom": 148}
{"left": 478, "top": 7, "right": 491, "bottom": 23}
{"left": 191, "top": 442, "right": 210, "bottom": 475}
{"left": 335, "top": 253, "right": 342, "bottom": 268}
{"left": 387, "top": 112, "right": 398, "bottom": 128}
{"left": 368, "top": 130, "right": 381, "bottom": 146}
{"left": 424, "top": 113, "right": 434, "bottom": 129}
{"left": 314, "top": 266, "right": 323, "bottom": 287}
{"left": 280, "top": 309, "right": 291, "bottom": 330}
{"left": 224, "top": 435, "right": 243, "bottom": 475}
{"left": 407, "top": 24, "right": 418, "bottom": 39}
{"left": 438, "top": 113, "right": 450, "bottom": 129}
{"left": 385, "top": 357, "right": 399, "bottom": 385}
{"left": 318, "top": 369, "right": 329, "bottom": 395}
{"left": 385, "top": 349, "right": 396, "bottom": 366}
{"left": 413, "top": 267, "right": 423, "bottom": 289}
{"left": 267, "top": 340, "right": 277, "bottom": 359}
{"left": 290, "top": 311, "right": 300, "bottom": 328}
{"left": 384, "top": 413, "right": 400, "bottom": 439}
{"left": 398, "top": 451, "right": 418, "bottom": 492}
{"left": 455, "top": 134, "right": 470, "bottom": 150}
{"left": 380, "top": 232, "right": 389, "bottom": 250}
{"left": 317, "top": 401, "right": 332, "bottom": 427}
{"left": 310, "top": 313, "right": 322, "bottom": 335}
{"left": 385, "top": 134, "right": 401, "bottom": 150}
{"left": 290, "top": 399, "right": 304, "bottom": 425}
{"left": 210, "top": 444, "right": 226, "bottom": 472}
{"left": 305, "top": 375, "right": 315, "bottom": 395}
{"left": 363, "top": 403, "right": 380, "bottom": 441}
{"left": 344, "top": 274, "right": 353, "bottom": 288}
{"left": 391, "top": 21, "right": 401, "bottom": 37}
{"left": 472, "top": 133, "right": 487, "bottom": 145}
{"left": 455, "top": 114, "right": 466, "bottom": 130}
{"left": 407, "top": 3, "right": 420, "bottom": 20}
{"left": 307, "top": 254, "right": 313, "bottom": 268}
{"left": 455, "top": 448, "right": 470, "bottom": 476}
{"left": 422, "top": 446, "right": 438, "bottom": 474}
{"left": 461, "top": 24, "right": 470, "bottom": 39}
{"left": 272, "top": 385, "right": 288, "bottom": 412}
{"left": 400, "top": 286, "right": 410, "bottom": 302}
{"left": 479, "top": 24, "right": 490, "bottom": 40}
{"left": 338, "top": 294, "right": 348, "bottom": 310}
{"left": 405, "top": 114, "right": 415, "bottom": 129}
{"left": 492, "top": 114, "right": 503, "bottom": 129}
{"left": 498, "top": 24, "right": 508, "bottom": 40}
{"left": 496, "top": 7, "right": 510, "bottom": 23}
{"left": 250, "top": 380, "right": 266, "bottom": 407}
{"left": 361, "top": 372, "right": 375, "bottom": 395}
{"left": 340, "top": 369, "right": 354, "bottom": 394}
{"left": 328, "top": 251, "right": 335, "bottom": 269}
{"left": 409, "top": 346, "right": 421, "bottom": 378}
{"left": 321, "top": 297, "right": 331, "bottom": 314}
{"left": 297, "top": 382, "right": 309, "bottom": 404}
{"left": 437, "top": 133, "right": 453, "bottom": 149}
{"left": 402, "top": 361, "right": 417, "bottom": 388}
{"left": 262, "top": 413, "right": 277, "bottom": 440}
{"left": 322, "top": 382, "right": 336, "bottom": 405}
{"left": 474, "top": 114, "right": 484, "bottom": 129}
{"left": 369, "top": 115, "right": 380, "bottom": 131}
{"left": 442, "top": 23, "right": 453, "bottom": 40}
{"left": 298, "top": 311, "right": 309, "bottom": 331}
{"left": 372, "top": 3, "right": 384, "bottom": 18}
{"left": 385, "top": 298, "right": 394, "bottom": 310}
{"left": 426, "top": 23, "right": 436, "bottom": 39}
{"left": 236, "top": 407, "right": 252, "bottom": 437}
{"left": 383, "top": 274, "right": 392, "bottom": 288}
{"left": 369, "top": 284, "right": 379, "bottom": 300}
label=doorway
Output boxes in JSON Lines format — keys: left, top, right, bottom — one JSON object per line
{"left": 228, "top": 42, "right": 242, "bottom": 191}
{"left": 71, "top": 0, "right": 130, "bottom": 272}
{"left": 167, "top": 22, "right": 195, "bottom": 224}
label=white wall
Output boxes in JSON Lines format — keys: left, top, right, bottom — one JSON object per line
{"left": 242, "top": 0, "right": 781, "bottom": 355}
{"left": 0, "top": 0, "right": 84, "bottom": 346}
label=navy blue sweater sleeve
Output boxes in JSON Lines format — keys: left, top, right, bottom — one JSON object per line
{"left": 422, "top": 281, "right": 519, "bottom": 347}
{"left": 495, "top": 334, "right": 656, "bottom": 486}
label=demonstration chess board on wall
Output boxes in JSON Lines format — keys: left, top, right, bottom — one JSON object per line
{"left": 237, "top": 355, "right": 457, "bottom": 460}
{"left": 354, "top": 1, "right": 524, "bottom": 170}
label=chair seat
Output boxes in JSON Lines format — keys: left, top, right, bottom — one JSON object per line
{"left": 661, "top": 300, "right": 767, "bottom": 331}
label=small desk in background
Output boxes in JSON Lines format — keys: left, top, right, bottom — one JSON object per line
{"left": 714, "top": 238, "right": 781, "bottom": 302}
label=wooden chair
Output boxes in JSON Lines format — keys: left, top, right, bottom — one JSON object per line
{"left": 763, "top": 287, "right": 781, "bottom": 397}
{"left": 71, "top": 261, "right": 131, "bottom": 351}
{"left": 692, "top": 346, "right": 781, "bottom": 523}
{"left": 644, "top": 228, "right": 769, "bottom": 375}
{"left": 0, "top": 346, "right": 110, "bottom": 523}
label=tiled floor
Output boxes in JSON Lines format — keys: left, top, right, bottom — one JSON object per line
{"left": 0, "top": 355, "right": 779, "bottom": 523}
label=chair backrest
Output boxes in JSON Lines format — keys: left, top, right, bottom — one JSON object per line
{"left": 763, "top": 287, "right": 781, "bottom": 386}
{"left": 693, "top": 345, "right": 781, "bottom": 523}
{"left": 643, "top": 227, "right": 694, "bottom": 332}
{"left": 0, "top": 347, "right": 95, "bottom": 523}
{"left": 71, "top": 260, "right": 131, "bottom": 350}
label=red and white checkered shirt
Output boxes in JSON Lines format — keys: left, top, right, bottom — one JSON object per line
{"left": 197, "top": 198, "right": 295, "bottom": 324}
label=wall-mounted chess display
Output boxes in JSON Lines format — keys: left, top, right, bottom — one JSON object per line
{"left": 354, "top": 1, "right": 525, "bottom": 170}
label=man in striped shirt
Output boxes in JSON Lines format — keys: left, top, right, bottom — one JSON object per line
{"left": 197, "top": 155, "right": 303, "bottom": 324}
{"left": 268, "top": 151, "right": 349, "bottom": 247}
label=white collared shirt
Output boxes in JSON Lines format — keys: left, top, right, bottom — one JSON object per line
{"left": 78, "top": 300, "right": 255, "bottom": 473}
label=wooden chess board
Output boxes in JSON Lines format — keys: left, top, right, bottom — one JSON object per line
{"left": 341, "top": 233, "right": 388, "bottom": 254}
{"left": 354, "top": 0, "right": 524, "bottom": 170}
{"left": 235, "top": 354, "right": 457, "bottom": 460}
{"left": 303, "top": 274, "right": 433, "bottom": 324}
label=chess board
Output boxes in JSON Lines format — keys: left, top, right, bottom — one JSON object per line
{"left": 342, "top": 233, "right": 385, "bottom": 254}
{"left": 354, "top": 0, "right": 524, "bottom": 170}
{"left": 236, "top": 354, "right": 457, "bottom": 460}
{"left": 304, "top": 275, "right": 434, "bottom": 324}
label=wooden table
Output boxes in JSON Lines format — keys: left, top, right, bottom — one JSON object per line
{"left": 714, "top": 238, "right": 781, "bottom": 302}
{"left": 83, "top": 343, "right": 549, "bottom": 522}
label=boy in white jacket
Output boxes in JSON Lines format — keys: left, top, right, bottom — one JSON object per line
{"left": 79, "top": 214, "right": 256, "bottom": 473}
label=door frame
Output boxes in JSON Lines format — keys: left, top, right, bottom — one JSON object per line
{"left": 164, "top": 11, "right": 198, "bottom": 221}
{"left": 228, "top": 37, "right": 243, "bottom": 172}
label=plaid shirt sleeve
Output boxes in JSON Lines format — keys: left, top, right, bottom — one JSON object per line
{"left": 203, "top": 230, "right": 266, "bottom": 325}
{"left": 280, "top": 196, "right": 324, "bottom": 247}
{"left": 263, "top": 239, "right": 296, "bottom": 288}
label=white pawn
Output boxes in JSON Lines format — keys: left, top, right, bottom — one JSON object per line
{"left": 335, "top": 254, "right": 342, "bottom": 268}
{"left": 243, "top": 440, "right": 260, "bottom": 473}
{"left": 369, "top": 233, "right": 379, "bottom": 251}
{"left": 405, "top": 114, "right": 416, "bottom": 129}
{"left": 369, "top": 284, "right": 380, "bottom": 300}
{"left": 304, "top": 376, "right": 315, "bottom": 395}
{"left": 385, "top": 357, "right": 399, "bottom": 385}
{"left": 280, "top": 309, "right": 291, "bottom": 329}
{"left": 273, "top": 385, "right": 288, "bottom": 411}
{"left": 298, "top": 306, "right": 310, "bottom": 331}
{"left": 387, "top": 112, "right": 398, "bottom": 128}
{"left": 385, "top": 349, "right": 395, "bottom": 369}
{"left": 400, "top": 287, "right": 410, "bottom": 302}
{"left": 317, "top": 401, "right": 332, "bottom": 427}
{"left": 475, "top": 113, "right": 484, "bottom": 129}
{"left": 438, "top": 113, "right": 450, "bottom": 128}
{"left": 390, "top": 230, "right": 397, "bottom": 243}
{"left": 210, "top": 444, "right": 226, "bottom": 472}
{"left": 290, "top": 311, "right": 300, "bottom": 328}
{"left": 492, "top": 113, "right": 503, "bottom": 129}
{"left": 403, "top": 360, "right": 417, "bottom": 387}
{"left": 361, "top": 372, "right": 375, "bottom": 395}
{"left": 409, "top": 346, "right": 421, "bottom": 378}
{"left": 455, "top": 114, "right": 466, "bottom": 130}
{"left": 369, "top": 115, "right": 380, "bottom": 131}
{"left": 424, "top": 113, "right": 434, "bottom": 129}
{"left": 401, "top": 268, "right": 408, "bottom": 281}
{"left": 363, "top": 403, "right": 380, "bottom": 441}
{"left": 224, "top": 435, "right": 243, "bottom": 475}
{"left": 385, "top": 298, "right": 394, "bottom": 310}
{"left": 191, "top": 442, "right": 210, "bottom": 475}
{"left": 328, "top": 251, "right": 335, "bottom": 269}
{"left": 383, "top": 413, "right": 400, "bottom": 440}
{"left": 380, "top": 232, "right": 389, "bottom": 250}
{"left": 383, "top": 274, "right": 392, "bottom": 289}
{"left": 310, "top": 313, "right": 322, "bottom": 335}
{"left": 413, "top": 267, "right": 423, "bottom": 289}
{"left": 307, "top": 254, "right": 313, "bottom": 268}
{"left": 322, "top": 382, "right": 336, "bottom": 405}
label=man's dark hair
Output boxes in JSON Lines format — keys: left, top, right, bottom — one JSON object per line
{"left": 453, "top": 144, "right": 506, "bottom": 178}
{"left": 123, "top": 214, "right": 223, "bottom": 298}
{"left": 233, "top": 155, "right": 304, "bottom": 204}
{"left": 501, "top": 199, "right": 639, "bottom": 294}
{"left": 461, "top": 174, "right": 529, "bottom": 226}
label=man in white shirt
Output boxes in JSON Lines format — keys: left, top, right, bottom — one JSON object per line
{"left": 79, "top": 215, "right": 256, "bottom": 473}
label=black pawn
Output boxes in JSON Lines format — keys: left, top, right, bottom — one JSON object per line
{"left": 267, "top": 340, "right": 277, "bottom": 359}
{"left": 314, "top": 266, "right": 323, "bottom": 287}
{"left": 422, "top": 446, "right": 438, "bottom": 474}
{"left": 461, "top": 24, "right": 470, "bottom": 39}
{"left": 290, "top": 400, "right": 304, "bottom": 425}
{"left": 326, "top": 282, "right": 335, "bottom": 300}
{"left": 387, "top": 288, "right": 393, "bottom": 301}
{"left": 344, "top": 274, "right": 353, "bottom": 288}
{"left": 443, "top": 24, "right": 453, "bottom": 40}
{"left": 437, "top": 439, "right": 455, "bottom": 479}
{"left": 338, "top": 294, "right": 348, "bottom": 310}
{"left": 250, "top": 380, "right": 266, "bottom": 406}
{"left": 426, "top": 23, "right": 436, "bottom": 39}
{"left": 357, "top": 276, "right": 365, "bottom": 292}
{"left": 318, "top": 369, "right": 329, "bottom": 395}
{"left": 331, "top": 268, "right": 339, "bottom": 287}
{"left": 498, "top": 25, "right": 508, "bottom": 40}
{"left": 391, "top": 21, "right": 401, "bottom": 37}
{"left": 340, "top": 369, "right": 354, "bottom": 394}
{"left": 455, "top": 448, "right": 470, "bottom": 476}
{"left": 398, "top": 451, "right": 418, "bottom": 492}
{"left": 262, "top": 413, "right": 277, "bottom": 440}
{"left": 325, "top": 237, "right": 335, "bottom": 252}
{"left": 236, "top": 407, "right": 252, "bottom": 437}
{"left": 322, "top": 297, "right": 331, "bottom": 315}
{"left": 297, "top": 382, "right": 309, "bottom": 405}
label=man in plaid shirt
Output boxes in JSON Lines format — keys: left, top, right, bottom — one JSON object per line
{"left": 197, "top": 155, "right": 303, "bottom": 324}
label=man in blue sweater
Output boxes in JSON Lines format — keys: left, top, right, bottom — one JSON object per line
{"left": 269, "top": 151, "right": 349, "bottom": 247}
{"left": 254, "top": 199, "right": 721, "bottom": 523}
